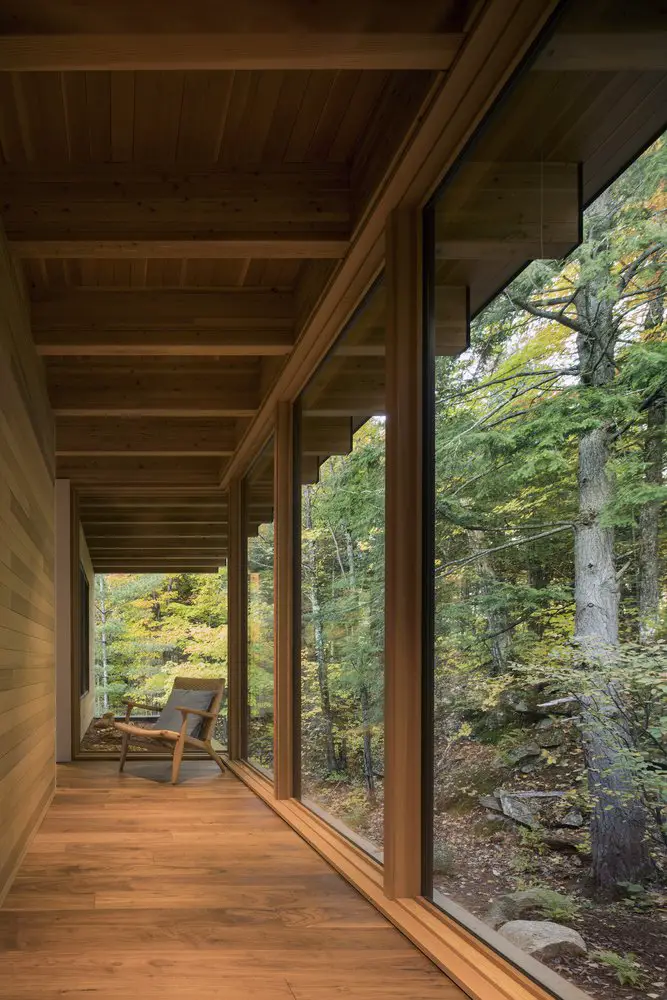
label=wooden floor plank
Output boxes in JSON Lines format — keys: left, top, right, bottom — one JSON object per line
{"left": 0, "top": 761, "right": 464, "bottom": 999}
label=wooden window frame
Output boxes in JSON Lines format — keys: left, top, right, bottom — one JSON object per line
{"left": 242, "top": 432, "right": 278, "bottom": 781}
{"left": 78, "top": 563, "right": 90, "bottom": 698}
{"left": 220, "top": 5, "right": 592, "bottom": 999}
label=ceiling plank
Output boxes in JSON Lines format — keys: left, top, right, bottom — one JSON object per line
{"left": 534, "top": 33, "right": 667, "bottom": 71}
{"left": 56, "top": 417, "right": 239, "bottom": 456}
{"left": 0, "top": 33, "right": 463, "bottom": 72}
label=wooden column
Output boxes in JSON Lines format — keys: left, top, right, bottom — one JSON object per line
{"left": 384, "top": 206, "right": 424, "bottom": 899}
{"left": 273, "top": 402, "right": 296, "bottom": 799}
{"left": 227, "top": 478, "right": 247, "bottom": 760}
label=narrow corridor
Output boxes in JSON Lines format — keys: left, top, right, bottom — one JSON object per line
{"left": 0, "top": 763, "right": 463, "bottom": 999}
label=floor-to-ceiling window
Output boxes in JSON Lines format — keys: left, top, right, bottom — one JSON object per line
{"left": 296, "top": 281, "right": 386, "bottom": 857}
{"left": 245, "top": 436, "right": 275, "bottom": 775}
{"left": 423, "top": 38, "right": 667, "bottom": 1000}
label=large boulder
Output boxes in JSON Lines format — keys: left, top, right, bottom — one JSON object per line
{"left": 505, "top": 742, "right": 542, "bottom": 766}
{"left": 499, "top": 792, "right": 540, "bottom": 828}
{"left": 486, "top": 888, "right": 577, "bottom": 930}
{"left": 498, "top": 920, "right": 587, "bottom": 960}
{"left": 478, "top": 794, "right": 503, "bottom": 812}
{"left": 494, "top": 789, "right": 572, "bottom": 829}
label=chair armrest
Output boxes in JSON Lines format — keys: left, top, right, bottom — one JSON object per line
{"left": 175, "top": 706, "right": 217, "bottom": 719}
{"left": 122, "top": 699, "right": 162, "bottom": 721}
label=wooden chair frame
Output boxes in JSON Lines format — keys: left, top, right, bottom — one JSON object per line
{"left": 114, "top": 676, "right": 227, "bottom": 784}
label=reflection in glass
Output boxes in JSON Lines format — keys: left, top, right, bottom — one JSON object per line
{"left": 427, "top": 127, "right": 667, "bottom": 998}
{"left": 298, "top": 281, "right": 386, "bottom": 857}
{"left": 246, "top": 437, "right": 275, "bottom": 775}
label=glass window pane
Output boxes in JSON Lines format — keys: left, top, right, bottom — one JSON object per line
{"left": 246, "top": 436, "right": 275, "bottom": 776}
{"left": 426, "top": 46, "right": 667, "bottom": 1000}
{"left": 297, "top": 281, "right": 386, "bottom": 859}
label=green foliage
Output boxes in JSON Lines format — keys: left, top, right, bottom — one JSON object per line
{"left": 94, "top": 570, "right": 228, "bottom": 716}
{"left": 591, "top": 950, "right": 646, "bottom": 987}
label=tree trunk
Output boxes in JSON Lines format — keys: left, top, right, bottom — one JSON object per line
{"left": 99, "top": 576, "right": 109, "bottom": 712}
{"left": 344, "top": 527, "right": 377, "bottom": 805}
{"left": 359, "top": 683, "right": 377, "bottom": 806}
{"left": 638, "top": 290, "right": 665, "bottom": 643}
{"left": 573, "top": 281, "right": 653, "bottom": 894}
{"left": 574, "top": 426, "right": 619, "bottom": 649}
{"left": 465, "top": 529, "right": 511, "bottom": 675}
{"left": 304, "top": 486, "right": 338, "bottom": 774}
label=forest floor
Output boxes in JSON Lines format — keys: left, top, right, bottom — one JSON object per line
{"left": 319, "top": 725, "right": 667, "bottom": 1000}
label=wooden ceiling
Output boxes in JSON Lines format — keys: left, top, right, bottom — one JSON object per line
{"left": 0, "top": 0, "right": 474, "bottom": 571}
{"left": 1, "top": 0, "right": 664, "bottom": 572}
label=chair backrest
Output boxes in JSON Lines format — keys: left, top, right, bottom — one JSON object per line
{"left": 172, "top": 676, "right": 225, "bottom": 742}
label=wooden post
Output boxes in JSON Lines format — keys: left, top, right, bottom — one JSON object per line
{"left": 273, "top": 402, "right": 296, "bottom": 799}
{"left": 384, "top": 206, "right": 424, "bottom": 899}
{"left": 227, "top": 478, "right": 247, "bottom": 760}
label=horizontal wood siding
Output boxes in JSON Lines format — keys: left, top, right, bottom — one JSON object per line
{"left": 0, "top": 223, "right": 56, "bottom": 903}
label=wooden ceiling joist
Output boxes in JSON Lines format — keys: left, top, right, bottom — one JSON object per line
{"left": 94, "top": 564, "right": 225, "bottom": 572}
{"left": 5, "top": 167, "right": 350, "bottom": 260}
{"left": 15, "top": 236, "right": 348, "bottom": 261}
{"left": 0, "top": 33, "right": 463, "bottom": 72}
{"left": 57, "top": 456, "right": 225, "bottom": 485}
{"left": 37, "top": 329, "right": 295, "bottom": 357}
{"left": 79, "top": 510, "right": 227, "bottom": 523}
{"left": 56, "top": 417, "right": 240, "bottom": 456}
{"left": 48, "top": 367, "right": 259, "bottom": 417}
{"left": 33, "top": 289, "right": 292, "bottom": 324}
{"left": 436, "top": 162, "right": 582, "bottom": 260}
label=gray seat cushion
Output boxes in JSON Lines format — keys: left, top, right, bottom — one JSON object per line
{"left": 154, "top": 688, "right": 214, "bottom": 736}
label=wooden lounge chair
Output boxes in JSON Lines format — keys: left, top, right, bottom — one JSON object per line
{"left": 114, "top": 676, "right": 227, "bottom": 784}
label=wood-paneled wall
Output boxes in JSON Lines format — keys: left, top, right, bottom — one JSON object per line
{"left": 0, "top": 223, "right": 56, "bottom": 904}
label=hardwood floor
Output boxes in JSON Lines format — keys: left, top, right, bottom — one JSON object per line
{"left": 0, "top": 761, "right": 464, "bottom": 999}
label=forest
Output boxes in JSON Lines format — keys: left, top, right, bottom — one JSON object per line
{"left": 93, "top": 571, "right": 229, "bottom": 744}
{"left": 91, "top": 136, "right": 665, "bottom": 999}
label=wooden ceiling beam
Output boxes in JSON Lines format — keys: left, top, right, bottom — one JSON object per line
{"left": 5, "top": 167, "right": 349, "bottom": 261}
{"left": 14, "top": 236, "right": 347, "bottom": 260}
{"left": 435, "top": 162, "right": 581, "bottom": 260}
{"left": 301, "top": 416, "right": 353, "bottom": 456}
{"left": 32, "top": 288, "right": 292, "bottom": 340}
{"left": 36, "top": 328, "right": 295, "bottom": 357}
{"left": 48, "top": 370, "right": 259, "bottom": 418}
{"left": 57, "top": 456, "right": 225, "bottom": 485}
{"left": 94, "top": 564, "right": 225, "bottom": 572}
{"left": 0, "top": 33, "right": 463, "bottom": 72}
{"left": 56, "top": 417, "right": 239, "bottom": 456}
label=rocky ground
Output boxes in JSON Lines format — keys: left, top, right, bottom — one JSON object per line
{"left": 322, "top": 717, "right": 667, "bottom": 1000}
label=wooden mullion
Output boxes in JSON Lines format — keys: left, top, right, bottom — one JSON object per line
{"left": 227, "top": 478, "right": 247, "bottom": 760}
{"left": 69, "top": 487, "right": 82, "bottom": 755}
{"left": 273, "top": 402, "right": 296, "bottom": 799}
{"left": 384, "top": 206, "right": 424, "bottom": 899}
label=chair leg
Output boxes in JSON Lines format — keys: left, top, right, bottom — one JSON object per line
{"left": 119, "top": 731, "right": 130, "bottom": 772}
{"left": 171, "top": 731, "right": 187, "bottom": 784}
{"left": 204, "top": 741, "right": 227, "bottom": 775}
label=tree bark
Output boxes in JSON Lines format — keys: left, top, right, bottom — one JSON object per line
{"left": 98, "top": 576, "right": 109, "bottom": 712}
{"left": 465, "top": 529, "right": 510, "bottom": 675}
{"left": 572, "top": 242, "right": 653, "bottom": 894}
{"left": 638, "top": 290, "right": 665, "bottom": 643}
{"left": 344, "top": 527, "right": 377, "bottom": 805}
